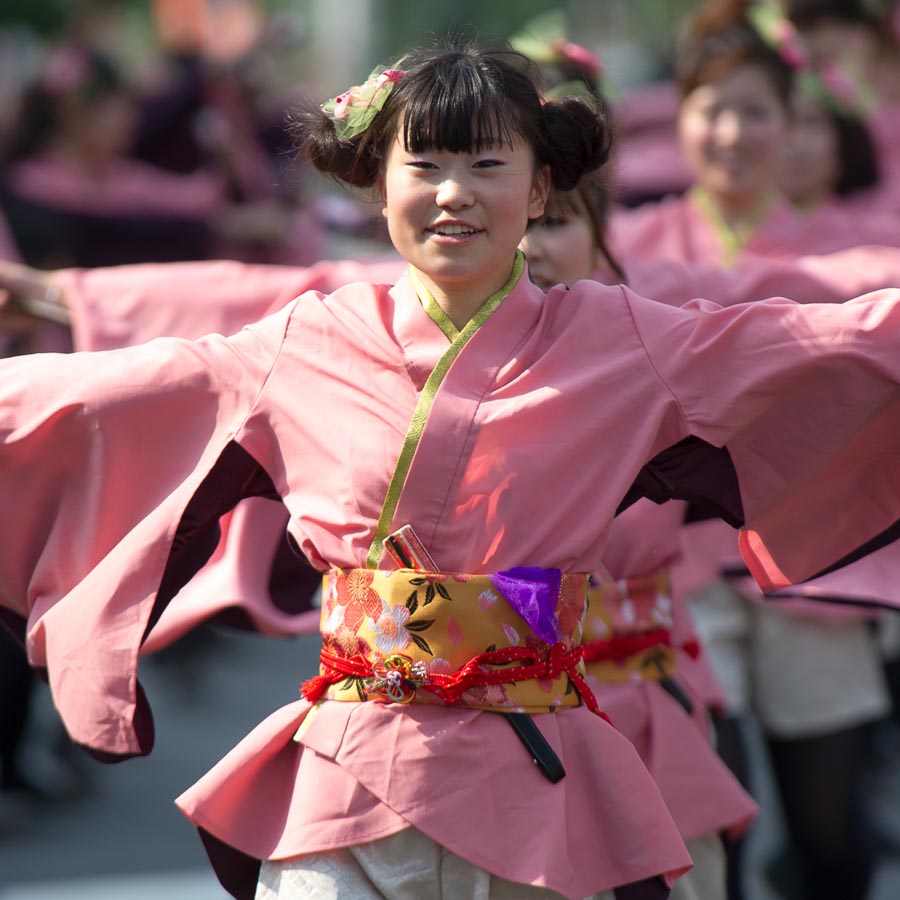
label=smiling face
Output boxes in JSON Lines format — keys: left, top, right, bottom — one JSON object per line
{"left": 678, "top": 63, "right": 788, "bottom": 214}
{"left": 380, "top": 130, "right": 550, "bottom": 310}
{"left": 518, "top": 193, "right": 597, "bottom": 290}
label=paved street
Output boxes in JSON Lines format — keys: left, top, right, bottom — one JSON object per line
{"left": 2, "top": 624, "right": 900, "bottom": 899}
{"left": 0, "top": 626, "right": 321, "bottom": 898}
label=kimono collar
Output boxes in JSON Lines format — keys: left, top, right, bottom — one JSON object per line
{"left": 367, "top": 251, "right": 532, "bottom": 569}
{"left": 688, "top": 186, "right": 781, "bottom": 267}
{"left": 408, "top": 251, "right": 526, "bottom": 342}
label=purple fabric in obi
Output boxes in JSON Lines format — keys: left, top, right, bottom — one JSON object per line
{"left": 489, "top": 567, "right": 563, "bottom": 644}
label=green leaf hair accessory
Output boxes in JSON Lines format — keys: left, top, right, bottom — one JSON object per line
{"left": 748, "top": 0, "right": 875, "bottom": 117}
{"left": 510, "top": 10, "right": 602, "bottom": 81}
{"left": 747, "top": 0, "right": 811, "bottom": 69}
{"left": 541, "top": 80, "right": 599, "bottom": 104}
{"left": 322, "top": 65, "right": 406, "bottom": 141}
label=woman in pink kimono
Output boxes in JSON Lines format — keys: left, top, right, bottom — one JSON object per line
{"left": 785, "top": 0, "right": 900, "bottom": 212}
{"left": 6, "top": 42, "right": 900, "bottom": 900}
{"left": 2, "top": 43, "right": 224, "bottom": 268}
{"left": 609, "top": 2, "right": 900, "bottom": 269}
{"left": 521, "top": 178, "right": 753, "bottom": 900}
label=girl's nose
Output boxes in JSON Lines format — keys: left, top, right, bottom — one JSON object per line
{"left": 435, "top": 175, "right": 475, "bottom": 209}
{"left": 715, "top": 110, "right": 744, "bottom": 145}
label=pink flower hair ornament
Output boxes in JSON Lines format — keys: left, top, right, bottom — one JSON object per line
{"left": 509, "top": 10, "right": 602, "bottom": 78}
{"left": 797, "top": 62, "right": 877, "bottom": 119}
{"left": 39, "top": 45, "right": 90, "bottom": 96}
{"left": 747, "top": 1, "right": 875, "bottom": 117}
{"left": 549, "top": 39, "right": 602, "bottom": 80}
{"left": 747, "top": 0, "right": 811, "bottom": 70}
{"left": 321, "top": 65, "right": 406, "bottom": 141}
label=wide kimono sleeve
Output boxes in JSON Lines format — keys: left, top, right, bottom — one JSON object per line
{"left": 0, "top": 300, "right": 299, "bottom": 758}
{"left": 620, "top": 285, "right": 900, "bottom": 593}
{"left": 58, "top": 260, "right": 327, "bottom": 350}
{"left": 58, "top": 256, "right": 405, "bottom": 351}
{"left": 629, "top": 245, "right": 900, "bottom": 310}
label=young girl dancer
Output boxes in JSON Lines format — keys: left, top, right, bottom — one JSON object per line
{"left": 5, "top": 41, "right": 900, "bottom": 900}
{"left": 521, "top": 176, "right": 755, "bottom": 900}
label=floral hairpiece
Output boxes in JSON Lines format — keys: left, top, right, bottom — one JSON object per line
{"left": 747, "top": 0, "right": 810, "bottom": 68}
{"left": 321, "top": 65, "right": 405, "bottom": 141}
{"left": 748, "top": 0, "right": 875, "bottom": 116}
{"left": 509, "top": 10, "right": 603, "bottom": 81}
{"left": 541, "top": 80, "right": 599, "bottom": 104}
{"left": 40, "top": 45, "right": 90, "bottom": 96}
{"left": 548, "top": 39, "right": 603, "bottom": 79}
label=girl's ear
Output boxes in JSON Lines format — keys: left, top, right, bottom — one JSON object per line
{"left": 529, "top": 165, "right": 552, "bottom": 219}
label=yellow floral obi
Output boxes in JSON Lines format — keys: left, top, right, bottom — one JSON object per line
{"left": 301, "top": 567, "right": 604, "bottom": 717}
{"left": 583, "top": 569, "right": 678, "bottom": 685}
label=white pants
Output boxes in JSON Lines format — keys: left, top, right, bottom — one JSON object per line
{"left": 688, "top": 583, "right": 890, "bottom": 738}
{"left": 255, "top": 827, "right": 618, "bottom": 899}
{"left": 669, "top": 834, "right": 725, "bottom": 900}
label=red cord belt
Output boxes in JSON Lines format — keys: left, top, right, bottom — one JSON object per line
{"left": 302, "top": 641, "right": 608, "bottom": 721}
{"left": 301, "top": 629, "right": 692, "bottom": 722}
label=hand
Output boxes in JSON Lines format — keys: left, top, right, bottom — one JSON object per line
{"left": 0, "top": 261, "right": 69, "bottom": 330}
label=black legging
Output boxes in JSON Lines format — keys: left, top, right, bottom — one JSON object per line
{"left": 0, "top": 624, "right": 35, "bottom": 790}
{"left": 767, "top": 724, "right": 876, "bottom": 900}
{"left": 712, "top": 714, "right": 753, "bottom": 900}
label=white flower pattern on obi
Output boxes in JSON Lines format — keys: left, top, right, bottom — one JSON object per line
{"left": 368, "top": 599, "right": 412, "bottom": 654}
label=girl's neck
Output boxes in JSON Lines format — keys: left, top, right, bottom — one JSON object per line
{"left": 691, "top": 185, "right": 781, "bottom": 233}
{"left": 699, "top": 186, "right": 780, "bottom": 231}
{"left": 689, "top": 186, "right": 781, "bottom": 265}
{"left": 412, "top": 258, "right": 519, "bottom": 331}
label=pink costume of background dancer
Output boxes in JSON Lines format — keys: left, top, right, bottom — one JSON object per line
{"left": 609, "top": 2, "right": 900, "bottom": 269}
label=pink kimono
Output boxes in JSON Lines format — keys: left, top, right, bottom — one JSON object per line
{"left": 4, "top": 263, "right": 900, "bottom": 897}
{"left": 54, "top": 244, "right": 900, "bottom": 653}
{"left": 57, "top": 257, "right": 405, "bottom": 651}
{"left": 5, "top": 155, "right": 224, "bottom": 219}
{"left": 600, "top": 499, "right": 748, "bottom": 836}
{"left": 610, "top": 190, "right": 900, "bottom": 268}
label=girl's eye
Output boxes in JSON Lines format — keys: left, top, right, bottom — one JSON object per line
{"left": 408, "top": 160, "right": 438, "bottom": 170}
{"left": 473, "top": 158, "right": 504, "bottom": 169}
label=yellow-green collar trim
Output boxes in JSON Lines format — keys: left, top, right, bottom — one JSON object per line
{"left": 365, "top": 251, "right": 524, "bottom": 569}
{"left": 409, "top": 267, "right": 460, "bottom": 340}
{"left": 689, "top": 186, "right": 779, "bottom": 267}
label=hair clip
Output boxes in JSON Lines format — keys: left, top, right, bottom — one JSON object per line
{"left": 510, "top": 11, "right": 602, "bottom": 81}
{"left": 321, "top": 65, "right": 405, "bottom": 141}
{"left": 748, "top": 0, "right": 874, "bottom": 117}
{"left": 747, "top": 0, "right": 811, "bottom": 69}
{"left": 40, "top": 45, "right": 90, "bottom": 95}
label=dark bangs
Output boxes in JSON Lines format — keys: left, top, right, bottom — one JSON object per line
{"left": 370, "top": 48, "right": 544, "bottom": 158}
{"left": 400, "top": 55, "right": 534, "bottom": 153}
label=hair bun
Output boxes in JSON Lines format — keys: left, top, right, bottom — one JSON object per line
{"left": 541, "top": 96, "right": 613, "bottom": 191}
